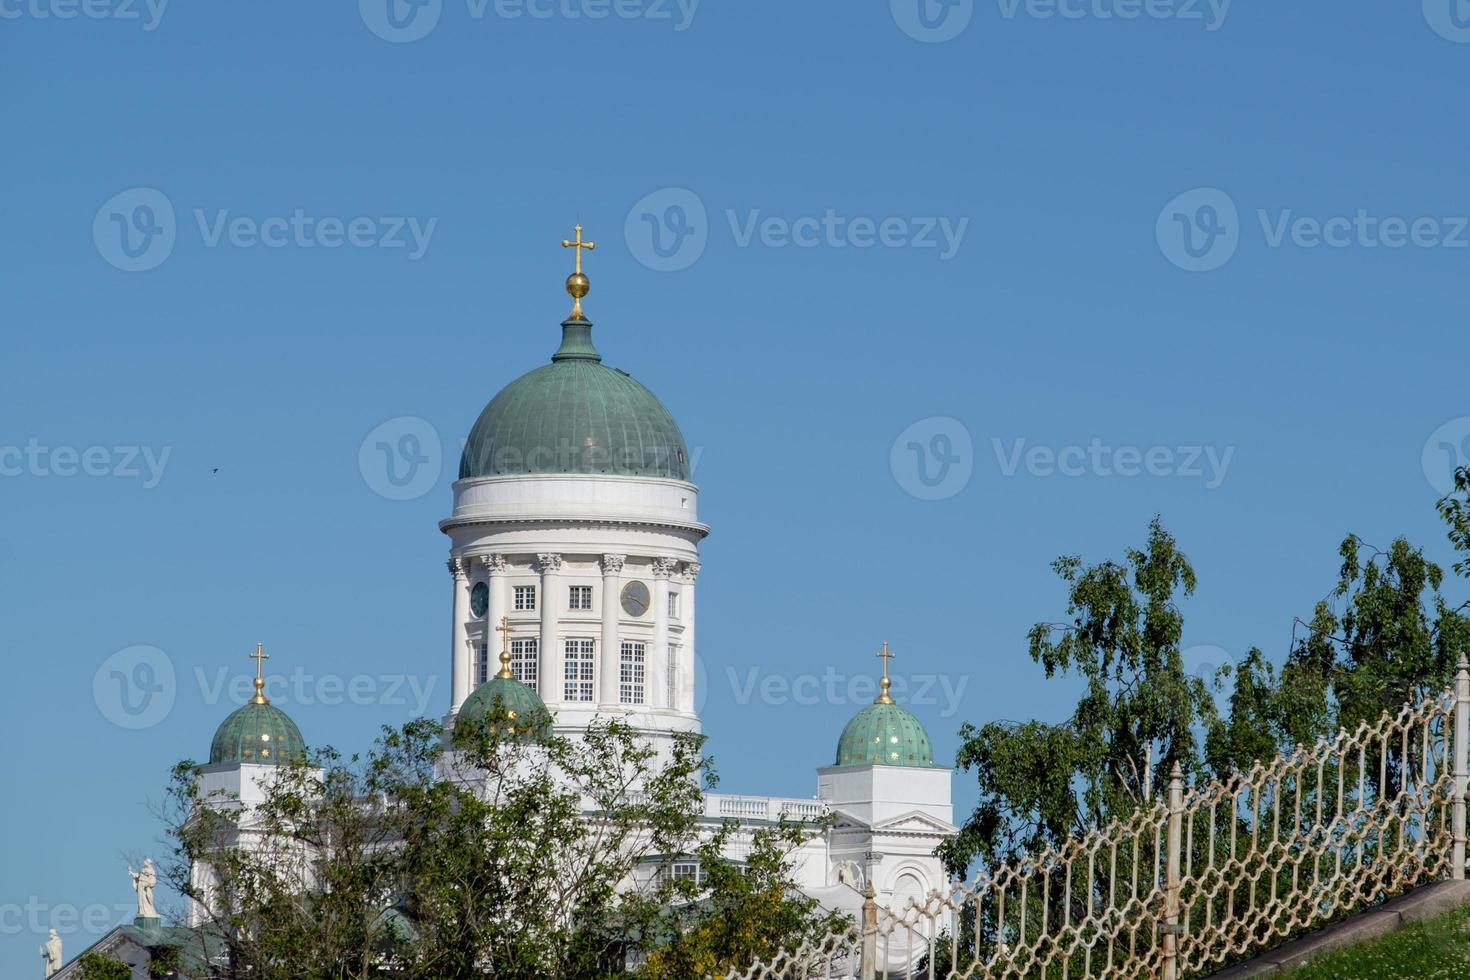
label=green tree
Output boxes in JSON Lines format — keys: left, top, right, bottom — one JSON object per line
{"left": 163, "top": 702, "right": 837, "bottom": 980}
{"left": 76, "top": 951, "right": 132, "bottom": 980}
{"left": 939, "top": 517, "right": 1216, "bottom": 877}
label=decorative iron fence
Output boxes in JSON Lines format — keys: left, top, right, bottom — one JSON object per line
{"left": 731, "top": 659, "right": 1470, "bottom": 980}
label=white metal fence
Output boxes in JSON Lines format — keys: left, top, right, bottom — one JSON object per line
{"left": 732, "top": 659, "right": 1470, "bottom": 980}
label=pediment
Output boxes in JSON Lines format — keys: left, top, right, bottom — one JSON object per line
{"left": 871, "top": 809, "right": 958, "bottom": 836}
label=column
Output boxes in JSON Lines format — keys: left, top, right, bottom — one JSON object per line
{"left": 483, "top": 553, "right": 507, "bottom": 687}
{"left": 679, "top": 562, "right": 700, "bottom": 714}
{"left": 537, "top": 554, "right": 563, "bottom": 703}
{"left": 599, "top": 554, "right": 626, "bottom": 706}
{"left": 448, "top": 558, "right": 470, "bottom": 711}
{"left": 651, "top": 558, "right": 678, "bottom": 710}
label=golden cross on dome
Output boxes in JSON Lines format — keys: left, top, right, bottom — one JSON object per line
{"left": 562, "top": 223, "right": 596, "bottom": 274}
{"left": 561, "top": 223, "right": 596, "bottom": 320}
{"left": 249, "top": 642, "right": 271, "bottom": 704}
{"left": 874, "top": 641, "right": 896, "bottom": 704}
{"left": 495, "top": 616, "right": 515, "bottom": 680}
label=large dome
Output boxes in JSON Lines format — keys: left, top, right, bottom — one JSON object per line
{"left": 458, "top": 318, "right": 691, "bottom": 482}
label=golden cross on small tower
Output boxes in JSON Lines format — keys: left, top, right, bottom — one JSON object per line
{"left": 495, "top": 616, "right": 515, "bottom": 680}
{"left": 874, "top": 641, "right": 896, "bottom": 704}
{"left": 561, "top": 223, "right": 596, "bottom": 320}
{"left": 249, "top": 642, "right": 271, "bottom": 704}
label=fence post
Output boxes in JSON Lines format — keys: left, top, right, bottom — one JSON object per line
{"left": 860, "top": 881, "right": 877, "bottom": 980}
{"left": 1454, "top": 655, "right": 1469, "bottom": 880}
{"left": 1162, "top": 762, "right": 1183, "bottom": 980}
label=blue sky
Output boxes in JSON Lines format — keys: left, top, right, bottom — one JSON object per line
{"left": 4, "top": 0, "right": 1470, "bottom": 971}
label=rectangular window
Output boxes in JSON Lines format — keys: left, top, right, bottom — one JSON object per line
{"left": 671, "top": 861, "right": 703, "bottom": 884}
{"left": 620, "top": 641, "right": 646, "bottom": 705}
{"left": 510, "top": 637, "right": 539, "bottom": 687}
{"left": 666, "top": 644, "right": 679, "bottom": 709}
{"left": 569, "top": 585, "right": 593, "bottom": 611}
{"left": 564, "top": 639, "right": 595, "bottom": 702}
{"left": 477, "top": 640, "right": 489, "bottom": 686}
{"left": 513, "top": 585, "right": 537, "bottom": 611}
{"left": 668, "top": 590, "right": 680, "bottom": 620}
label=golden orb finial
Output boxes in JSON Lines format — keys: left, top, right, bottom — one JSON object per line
{"left": 561, "top": 223, "right": 596, "bottom": 320}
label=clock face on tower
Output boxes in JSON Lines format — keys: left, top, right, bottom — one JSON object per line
{"left": 620, "top": 580, "right": 650, "bottom": 617}
{"left": 470, "top": 581, "right": 489, "bottom": 618}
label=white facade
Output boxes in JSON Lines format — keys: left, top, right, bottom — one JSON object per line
{"left": 440, "top": 471, "right": 706, "bottom": 749}
{"left": 435, "top": 315, "right": 959, "bottom": 947}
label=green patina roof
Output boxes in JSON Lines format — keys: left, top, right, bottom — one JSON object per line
{"left": 62, "top": 919, "right": 227, "bottom": 978}
{"left": 209, "top": 700, "right": 307, "bottom": 766}
{"left": 458, "top": 318, "right": 691, "bottom": 481}
{"left": 835, "top": 701, "right": 938, "bottom": 768}
{"left": 454, "top": 675, "right": 551, "bottom": 740}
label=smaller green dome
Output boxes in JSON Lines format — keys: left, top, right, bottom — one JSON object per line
{"left": 210, "top": 701, "right": 307, "bottom": 766}
{"left": 455, "top": 675, "right": 551, "bottom": 741}
{"left": 835, "top": 701, "right": 936, "bottom": 768}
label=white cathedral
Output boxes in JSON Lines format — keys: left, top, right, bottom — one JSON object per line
{"left": 48, "top": 228, "right": 956, "bottom": 978}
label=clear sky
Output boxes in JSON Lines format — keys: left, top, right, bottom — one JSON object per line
{"left": 4, "top": 0, "right": 1469, "bottom": 973}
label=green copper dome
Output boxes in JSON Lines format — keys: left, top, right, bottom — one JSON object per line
{"left": 455, "top": 675, "right": 551, "bottom": 740}
{"left": 209, "top": 701, "right": 307, "bottom": 766}
{"left": 835, "top": 701, "right": 937, "bottom": 768}
{"left": 458, "top": 318, "right": 691, "bottom": 482}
